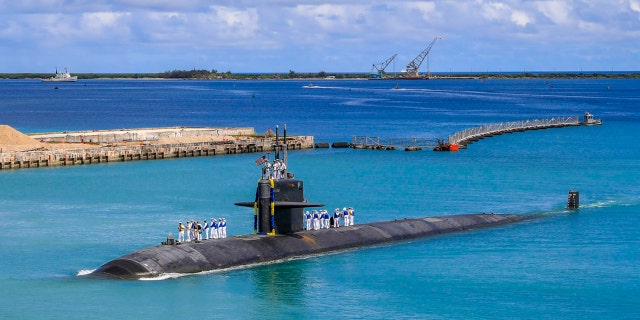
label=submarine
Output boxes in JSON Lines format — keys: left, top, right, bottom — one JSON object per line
{"left": 90, "top": 125, "right": 559, "bottom": 280}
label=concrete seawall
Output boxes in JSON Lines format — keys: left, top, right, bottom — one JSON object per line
{"left": 0, "top": 127, "right": 314, "bottom": 170}
{"left": 91, "top": 213, "right": 534, "bottom": 279}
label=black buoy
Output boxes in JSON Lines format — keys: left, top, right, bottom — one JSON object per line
{"left": 567, "top": 190, "right": 579, "bottom": 209}
{"left": 331, "top": 142, "right": 350, "bottom": 148}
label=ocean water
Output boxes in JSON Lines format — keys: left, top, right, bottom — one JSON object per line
{"left": 1, "top": 79, "right": 639, "bottom": 319}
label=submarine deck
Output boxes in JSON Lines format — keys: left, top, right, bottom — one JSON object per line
{"left": 92, "top": 213, "right": 535, "bottom": 280}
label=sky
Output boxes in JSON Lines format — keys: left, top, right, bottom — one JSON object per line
{"left": 0, "top": 0, "right": 639, "bottom": 73}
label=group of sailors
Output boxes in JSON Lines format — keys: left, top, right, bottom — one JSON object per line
{"left": 177, "top": 218, "right": 227, "bottom": 243}
{"left": 305, "top": 207, "right": 355, "bottom": 230}
{"left": 261, "top": 159, "right": 287, "bottom": 179}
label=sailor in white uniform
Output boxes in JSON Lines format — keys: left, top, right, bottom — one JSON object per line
{"left": 323, "top": 210, "right": 330, "bottom": 229}
{"left": 262, "top": 160, "right": 272, "bottom": 179}
{"left": 333, "top": 208, "right": 341, "bottom": 228}
{"left": 305, "top": 211, "right": 312, "bottom": 230}
{"left": 312, "top": 210, "right": 320, "bottom": 230}
{"left": 203, "top": 219, "right": 210, "bottom": 240}
{"left": 348, "top": 207, "right": 355, "bottom": 225}
{"left": 272, "top": 159, "right": 282, "bottom": 179}
{"left": 278, "top": 160, "right": 286, "bottom": 178}
{"left": 211, "top": 218, "right": 218, "bottom": 239}
{"left": 178, "top": 222, "right": 185, "bottom": 242}
{"left": 342, "top": 207, "right": 349, "bottom": 226}
{"left": 221, "top": 218, "right": 227, "bottom": 238}
{"left": 186, "top": 221, "right": 192, "bottom": 242}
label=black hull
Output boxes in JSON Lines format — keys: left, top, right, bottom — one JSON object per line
{"left": 91, "top": 213, "right": 533, "bottom": 279}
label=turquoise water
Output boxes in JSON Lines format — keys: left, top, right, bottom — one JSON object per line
{"left": 1, "top": 79, "right": 639, "bottom": 319}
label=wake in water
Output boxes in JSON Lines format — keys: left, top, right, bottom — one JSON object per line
{"left": 76, "top": 269, "right": 95, "bottom": 276}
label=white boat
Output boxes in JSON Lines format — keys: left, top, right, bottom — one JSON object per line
{"left": 581, "top": 112, "right": 602, "bottom": 125}
{"left": 41, "top": 67, "right": 77, "bottom": 82}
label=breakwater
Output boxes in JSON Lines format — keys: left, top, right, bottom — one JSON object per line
{"left": 448, "top": 116, "right": 581, "bottom": 147}
{"left": 0, "top": 127, "right": 314, "bottom": 170}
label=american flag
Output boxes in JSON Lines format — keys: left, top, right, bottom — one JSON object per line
{"left": 255, "top": 155, "right": 267, "bottom": 166}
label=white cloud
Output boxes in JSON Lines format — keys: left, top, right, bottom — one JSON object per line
{"left": 631, "top": 0, "right": 640, "bottom": 13}
{"left": 535, "top": 1, "right": 572, "bottom": 24}
{"left": 212, "top": 5, "right": 259, "bottom": 36}
{"left": 81, "top": 12, "right": 130, "bottom": 37}
{"left": 511, "top": 10, "right": 532, "bottom": 27}
{"left": 477, "top": 1, "right": 532, "bottom": 27}
{"left": 404, "top": 1, "right": 436, "bottom": 20}
{"left": 291, "top": 4, "right": 366, "bottom": 31}
{"left": 481, "top": 2, "right": 509, "bottom": 21}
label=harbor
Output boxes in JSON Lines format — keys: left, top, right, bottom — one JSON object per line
{"left": 2, "top": 78, "right": 637, "bottom": 320}
{"left": 0, "top": 126, "right": 314, "bottom": 170}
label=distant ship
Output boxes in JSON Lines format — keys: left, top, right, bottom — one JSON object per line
{"left": 581, "top": 112, "right": 602, "bottom": 125}
{"left": 41, "top": 67, "right": 77, "bottom": 82}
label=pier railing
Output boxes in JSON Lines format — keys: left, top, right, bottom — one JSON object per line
{"left": 351, "top": 136, "right": 438, "bottom": 149}
{"left": 448, "top": 116, "right": 579, "bottom": 145}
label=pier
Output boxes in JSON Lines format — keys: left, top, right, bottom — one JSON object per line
{"left": 351, "top": 136, "right": 438, "bottom": 150}
{"left": 0, "top": 127, "right": 314, "bottom": 170}
{"left": 348, "top": 113, "right": 598, "bottom": 152}
{"left": 434, "top": 117, "right": 585, "bottom": 151}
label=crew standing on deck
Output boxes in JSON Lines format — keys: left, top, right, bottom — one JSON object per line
{"left": 348, "top": 207, "right": 355, "bottom": 225}
{"left": 272, "top": 159, "right": 279, "bottom": 179}
{"left": 185, "top": 221, "right": 192, "bottom": 242}
{"left": 312, "top": 210, "right": 320, "bottom": 230}
{"left": 323, "top": 210, "right": 330, "bottom": 229}
{"left": 342, "top": 207, "right": 349, "bottom": 226}
{"left": 196, "top": 221, "right": 203, "bottom": 241}
{"left": 178, "top": 222, "right": 185, "bottom": 242}
{"left": 333, "top": 208, "right": 341, "bottom": 228}
{"left": 276, "top": 159, "right": 286, "bottom": 178}
{"left": 221, "top": 218, "right": 227, "bottom": 238}
{"left": 211, "top": 218, "right": 218, "bottom": 239}
{"left": 305, "top": 211, "right": 312, "bottom": 230}
{"left": 203, "top": 219, "right": 210, "bottom": 240}
{"left": 262, "top": 160, "right": 272, "bottom": 179}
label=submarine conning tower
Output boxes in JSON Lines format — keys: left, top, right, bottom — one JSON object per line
{"left": 235, "top": 124, "right": 323, "bottom": 234}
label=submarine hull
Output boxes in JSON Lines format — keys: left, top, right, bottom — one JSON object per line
{"left": 91, "top": 213, "right": 532, "bottom": 279}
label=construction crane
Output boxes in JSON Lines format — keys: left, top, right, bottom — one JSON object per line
{"left": 370, "top": 54, "right": 397, "bottom": 79}
{"left": 402, "top": 36, "right": 441, "bottom": 78}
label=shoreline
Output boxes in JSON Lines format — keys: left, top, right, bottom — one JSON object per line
{"left": 2, "top": 71, "right": 640, "bottom": 81}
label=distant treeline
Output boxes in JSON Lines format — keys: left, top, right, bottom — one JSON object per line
{"left": 1, "top": 69, "right": 640, "bottom": 80}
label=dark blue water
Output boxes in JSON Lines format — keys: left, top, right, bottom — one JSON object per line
{"left": 1, "top": 79, "right": 639, "bottom": 319}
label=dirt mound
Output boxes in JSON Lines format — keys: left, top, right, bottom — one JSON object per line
{"left": 0, "top": 125, "right": 44, "bottom": 151}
